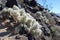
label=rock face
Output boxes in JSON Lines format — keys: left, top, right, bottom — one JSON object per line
{"left": 5, "top": 0, "right": 18, "bottom": 7}
{"left": 0, "top": 0, "right": 60, "bottom": 40}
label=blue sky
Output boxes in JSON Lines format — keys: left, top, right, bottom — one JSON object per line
{"left": 37, "top": 0, "right": 60, "bottom": 15}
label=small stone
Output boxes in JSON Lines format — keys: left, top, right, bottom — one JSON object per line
{"left": 4, "top": 19, "right": 10, "bottom": 23}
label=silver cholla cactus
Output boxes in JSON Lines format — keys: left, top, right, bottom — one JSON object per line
{"left": 2, "top": 5, "right": 43, "bottom": 39}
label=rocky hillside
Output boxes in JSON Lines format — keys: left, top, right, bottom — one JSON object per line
{"left": 0, "top": 0, "right": 60, "bottom": 40}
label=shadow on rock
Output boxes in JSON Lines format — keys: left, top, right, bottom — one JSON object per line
{"left": 0, "top": 31, "right": 10, "bottom": 37}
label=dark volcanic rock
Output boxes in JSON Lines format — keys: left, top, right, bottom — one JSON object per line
{"left": 5, "top": 0, "right": 18, "bottom": 8}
